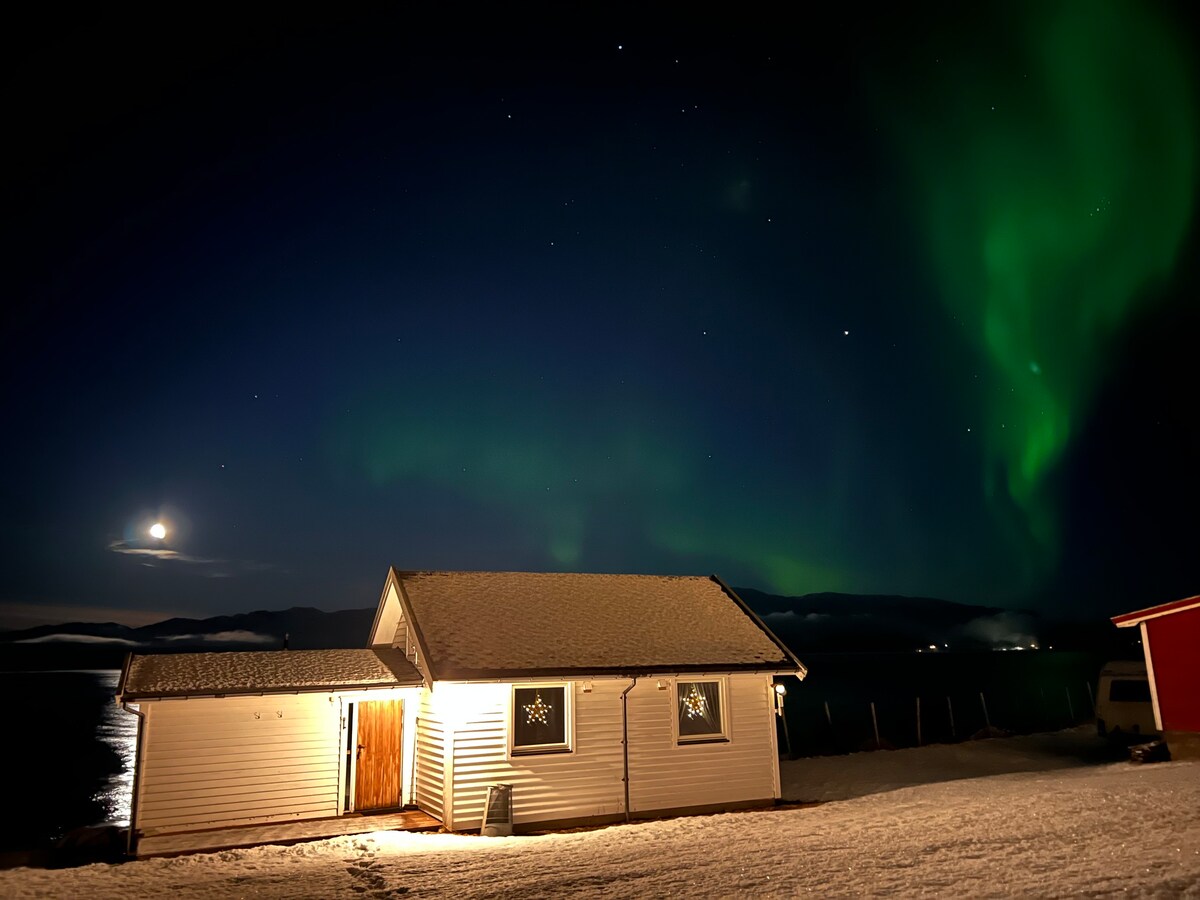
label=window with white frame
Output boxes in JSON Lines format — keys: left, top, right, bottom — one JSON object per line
{"left": 676, "top": 679, "right": 727, "bottom": 742}
{"left": 512, "top": 684, "right": 571, "bottom": 754}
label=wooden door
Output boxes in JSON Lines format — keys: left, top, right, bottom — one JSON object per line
{"left": 355, "top": 699, "right": 403, "bottom": 811}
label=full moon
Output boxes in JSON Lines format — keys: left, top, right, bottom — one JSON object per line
{"left": 149, "top": 522, "right": 167, "bottom": 540}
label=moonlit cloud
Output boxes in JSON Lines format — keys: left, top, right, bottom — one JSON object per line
{"left": 163, "top": 630, "right": 277, "bottom": 644}
{"left": 107, "top": 540, "right": 220, "bottom": 564}
{"left": 107, "top": 541, "right": 282, "bottom": 577}
{"left": 762, "top": 611, "right": 830, "bottom": 623}
{"left": 15, "top": 633, "right": 139, "bottom": 645}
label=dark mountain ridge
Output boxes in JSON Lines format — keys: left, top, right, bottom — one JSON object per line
{"left": 0, "top": 589, "right": 1134, "bottom": 670}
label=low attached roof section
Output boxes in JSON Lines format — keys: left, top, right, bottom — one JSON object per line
{"left": 392, "top": 570, "right": 806, "bottom": 681}
{"left": 118, "top": 647, "right": 423, "bottom": 701}
{"left": 1112, "top": 594, "right": 1200, "bottom": 628}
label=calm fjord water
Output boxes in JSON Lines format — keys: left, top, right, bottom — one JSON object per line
{"left": 0, "top": 670, "right": 134, "bottom": 851}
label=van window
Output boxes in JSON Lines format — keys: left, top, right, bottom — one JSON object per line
{"left": 1109, "top": 679, "right": 1151, "bottom": 703}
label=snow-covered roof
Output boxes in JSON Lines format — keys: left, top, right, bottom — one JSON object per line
{"left": 388, "top": 570, "right": 804, "bottom": 680}
{"left": 119, "top": 648, "right": 423, "bottom": 700}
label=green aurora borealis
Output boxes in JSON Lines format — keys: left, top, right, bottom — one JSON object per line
{"left": 315, "top": 1, "right": 1200, "bottom": 602}
{"left": 323, "top": 2, "right": 1198, "bottom": 600}
{"left": 331, "top": 373, "right": 861, "bottom": 597}
{"left": 886, "top": 0, "right": 1196, "bottom": 579}
{"left": 5, "top": 5, "right": 1200, "bottom": 622}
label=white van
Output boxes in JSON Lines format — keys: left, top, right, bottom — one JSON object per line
{"left": 1095, "top": 660, "right": 1158, "bottom": 740}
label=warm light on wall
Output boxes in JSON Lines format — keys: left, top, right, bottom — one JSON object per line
{"left": 429, "top": 682, "right": 503, "bottom": 727}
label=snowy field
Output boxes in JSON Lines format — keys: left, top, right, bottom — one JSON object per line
{"left": 3, "top": 730, "right": 1198, "bottom": 898}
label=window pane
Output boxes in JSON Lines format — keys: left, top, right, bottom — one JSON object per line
{"left": 678, "top": 681, "right": 722, "bottom": 737}
{"left": 1109, "top": 679, "right": 1151, "bottom": 703}
{"left": 514, "top": 687, "right": 566, "bottom": 749}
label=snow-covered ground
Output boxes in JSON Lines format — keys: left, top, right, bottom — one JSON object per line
{"left": 3, "top": 730, "right": 1197, "bottom": 898}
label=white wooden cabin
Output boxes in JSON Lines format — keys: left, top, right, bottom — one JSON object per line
{"left": 118, "top": 569, "right": 805, "bottom": 852}
{"left": 117, "top": 647, "right": 427, "bottom": 854}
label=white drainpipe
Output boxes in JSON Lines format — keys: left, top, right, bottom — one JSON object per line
{"left": 620, "top": 676, "right": 639, "bottom": 822}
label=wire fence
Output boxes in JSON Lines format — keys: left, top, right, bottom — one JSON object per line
{"left": 777, "top": 652, "right": 1107, "bottom": 757}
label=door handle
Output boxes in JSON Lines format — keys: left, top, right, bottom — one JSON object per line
{"left": 357, "top": 743, "right": 366, "bottom": 759}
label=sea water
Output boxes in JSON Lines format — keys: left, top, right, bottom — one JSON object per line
{"left": 0, "top": 669, "right": 136, "bottom": 850}
{"left": 91, "top": 670, "right": 138, "bottom": 826}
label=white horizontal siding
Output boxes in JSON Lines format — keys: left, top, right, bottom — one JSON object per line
{"left": 628, "top": 674, "right": 776, "bottom": 812}
{"left": 426, "top": 675, "right": 777, "bottom": 832}
{"left": 137, "top": 694, "right": 342, "bottom": 835}
{"left": 446, "top": 682, "right": 625, "bottom": 832}
{"left": 413, "top": 692, "right": 445, "bottom": 820}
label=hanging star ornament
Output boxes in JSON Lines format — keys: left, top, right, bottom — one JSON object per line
{"left": 524, "top": 692, "right": 550, "bottom": 726}
{"left": 683, "top": 687, "right": 706, "bottom": 719}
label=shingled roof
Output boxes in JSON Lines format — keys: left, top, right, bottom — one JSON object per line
{"left": 118, "top": 647, "right": 423, "bottom": 700}
{"left": 382, "top": 570, "right": 805, "bottom": 681}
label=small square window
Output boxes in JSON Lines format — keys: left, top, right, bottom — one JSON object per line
{"left": 677, "top": 680, "right": 726, "bottom": 742}
{"left": 1109, "top": 679, "right": 1151, "bottom": 703}
{"left": 512, "top": 685, "right": 571, "bottom": 754}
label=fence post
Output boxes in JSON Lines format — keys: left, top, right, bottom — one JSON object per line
{"left": 916, "top": 696, "right": 922, "bottom": 746}
{"left": 1065, "top": 686, "right": 1074, "bottom": 721}
{"left": 947, "top": 696, "right": 955, "bottom": 738}
{"left": 870, "top": 701, "right": 881, "bottom": 750}
{"left": 980, "top": 692, "right": 991, "bottom": 729}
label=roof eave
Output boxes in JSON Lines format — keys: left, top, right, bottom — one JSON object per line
{"left": 115, "top": 650, "right": 136, "bottom": 704}
{"left": 122, "top": 679, "right": 425, "bottom": 702}
{"left": 1112, "top": 594, "right": 1200, "bottom": 627}
{"left": 392, "top": 571, "right": 437, "bottom": 687}
{"left": 120, "top": 647, "right": 425, "bottom": 700}
{"left": 429, "top": 660, "right": 801, "bottom": 682}
{"left": 365, "top": 568, "right": 400, "bottom": 648}
{"left": 710, "top": 574, "right": 808, "bottom": 678}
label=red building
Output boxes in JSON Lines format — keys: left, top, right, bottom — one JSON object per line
{"left": 1112, "top": 595, "right": 1200, "bottom": 760}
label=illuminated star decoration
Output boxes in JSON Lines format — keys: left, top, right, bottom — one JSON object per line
{"left": 524, "top": 692, "right": 550, "bottom": 726}
{"left": 683, "top": 686, "right": 707, "bottom": 719}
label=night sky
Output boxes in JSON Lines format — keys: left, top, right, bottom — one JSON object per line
{"left": 3, "top": 4, "right": 1198, "bottom": 628}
